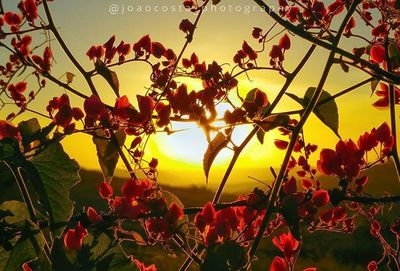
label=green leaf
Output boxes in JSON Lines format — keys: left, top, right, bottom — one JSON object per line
{"left": 4, "top": 220, "right": 46, "bottom": 271}
{"left": 304, "top": 87, "right": 340, "bottom": 138}
{"left": 201, "top": 241, "right": 246, "bottom": 271}
{"left": 203, "top": 133, "right": 229, "bottom": 183}
{"left": 93, "top": 130, "right": 126, "bottom": 179}
{"left": 51, "top": 238, "right": 74, "bottom": 271}
{"left": 96, "top": 245, "right": 140, "bottom": 271}
{"left": 18, "top": 118, "right": 41, "bottom": 148}
{"left": 281, "top": 196, "right": 301, "bottom": 241}
{"left": 0, "top": 138, "right": 23, "bottom": 161}
{"left": 95, "top": 60, "right": 120, "bottom": 98}
{"left": 17, "top": 119, "right": 55, "bottom": 149}
{"left": 286, "top": 88, "right": 340, "bottom": 138}
{"left": 256, "top": 129, "right": 265, "bottom": 144}
{"left": 0, "top": 200, "right": 30, "bottom": 226}
{"left": 371, "top": 78, "right": 379, "bottom": 96}
{"left": 30, "top": 142, "right": 80, "bottom": 236}
{"left": 285, "top": 92, "right": 303, "bottom": 105}
{"left": 244, "top": 88, "right": 258, "bottom": 102}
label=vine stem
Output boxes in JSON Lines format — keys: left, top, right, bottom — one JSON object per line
{"left": 385, "top": 39, "right": 400, "bottom": 182}
{"left": 252, "top": 0, "right": 400, "bottom": 84}
{"left": 42, "top": 0, "right": 99, "bottom": 96}
{"left": 2, "top": 161, "right": 52, "bottom": 263}
{"left": 245, "top": 1, "right": 360, "bottom": 268}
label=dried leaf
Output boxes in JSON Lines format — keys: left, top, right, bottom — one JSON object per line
{"left": 66, "top": 72, "right": 75, "bottom": 84}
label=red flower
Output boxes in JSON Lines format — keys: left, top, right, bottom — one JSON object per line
{"left": 319, "top": 208, "right": 333, "bottom": 223}
{"left": 367, "top": 261, "right": 378, "bottom": 271}
{"left": 272, "top": 232, "right": 299, "bottom": 260}
{"left": 278, "top": 34, "right": 291, "bottom": 51}
{"left": 117, "top": 41, "right": 131, "bottom": 62}
{"left": 98, "top": 181, "right": 113, "bottom": 199}
{"left": 374, "top": 122, "right": 394, "bottom": 155}
{"left": 332, "top": 206, "right": 347, "bottom": 222}
{"left": 317, "top": 149, "right": 341, "bottom": 176}
{"left": 151, "top": 42, "right": 166, "bottom": 58}
{"left": 86, "top": 45, "right": 104, "bottom": 60}
{"left": 194, "top": 202, "right": 216, "bottom": 232}
{"left": 22, "top": 263, "right": 32, "bottom": 271}
{"left": 179, "top": 19, "right": 195, "bottom": 35}
{"left": 269, "top": 45, "right": 283, "bottom": 59}
{"left": 357, "top": 131, "right": 378, "bottom": 152}
{"left": 72, "top": 107, "right": 84, "bottom": 120}
{"left": 114, "top": 95, "right": 132, "bottom": 118}
{"left": 103, "top": 35, "right": 117, "bottom": 62}
{"left": 146, "top": 202, "right": 184, "bottom": 240}
{"left": 32, "top": 47, "right": 53, "bottom": 72}
{"left": 344, "top": 17, "right": 356, "bottom": 37}
{"left": 8, "top": 82, "right": 27, "bottom": 104}
{"left": 14, "top": 35, "right": 32, "bottom": 56}
{"left": 274, "top": 139, "right": 289, "bottom": 150}
{"left": 132, "top": 258, "right": 157, "bottom": 271}
{"left": 87, "top": 207, "right": 102, "bottom": 223}
{"left": 269, "top": 257, "right": 287, "bottom": 271}
{"left": 133, "top": 35, "right": 152, "bottom": 57}
{"left": 318, "top": 139, "right": 364, "bottom": 178}
{"left": 114, "top": 196, "right": 147, "bottom": 219}
{"left": 327, "top": 0, "right": 344, "bottom": 15}
{"left": 0, "top": 120, "right": 19, "bottom": 141}
{"left": 138, "top": 95, "right": 155, "bottom": 116}
{"left": 252, "top": 27, "right": 263, "bottom": 39}
{"left": 373, "top": 83, "right": 400, "bottom": 108}
{"left": 370, "top": 45, "right": 385, "bottom": 64}
{"left": 22, "top": 0, "right": 39, "bottom": 22}
{"left": 4, "top": 12, "right": 22, "bottom": 27}
{"left": 242, "top": 41, "right": 258, "bottom": 60}
{"left": 286, "top": 7, "right": 300, "bottom": 23}
{"left": 312, "top": 190, "right": 330, "bottom": 207}
{"left": 121, "top": 178, "right": 153, "bottom": 199}
{"left": 64, "top": 222, "right": 88, "bottom": 250}
{"left": 84, "top": 95, "right": 107, "bottom": 119}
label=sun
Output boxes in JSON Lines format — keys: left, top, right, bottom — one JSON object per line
{"left": 147, "top": 101, "right": 258, "bottom": 166}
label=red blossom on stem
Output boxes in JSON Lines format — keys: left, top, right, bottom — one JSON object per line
{"left": 63, "top": 222, "right": 88, "bottom": 250}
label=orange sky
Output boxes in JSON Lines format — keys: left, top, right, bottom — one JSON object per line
{"left": 0, "top": 0, "right": 395, "bottom": 192}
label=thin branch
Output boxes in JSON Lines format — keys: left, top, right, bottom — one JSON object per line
{"left": 246, "top": 1, "right": 360, "bottom": 267}
{"left": 41, "top": 0, "right": 99, "bottom": 96}
{"left": 385, "top": 38, "right": 400, "bottom": 182}
{"left": 1, "top": 161, "right": 52, "bottom": 262}
{"left": 252, "top": 0, "right": 400, "bottom": 85}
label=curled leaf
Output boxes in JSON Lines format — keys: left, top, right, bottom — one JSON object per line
{"left": 203, "top": 133, "right": 229, "bottom": 183}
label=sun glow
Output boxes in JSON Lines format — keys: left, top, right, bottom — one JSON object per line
{"left": 150, "top": 103, "right": 254, "bottom": 165}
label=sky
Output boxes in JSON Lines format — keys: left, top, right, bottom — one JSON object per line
{"left": 0, "top": 0, "right": 394, "bottom": 192}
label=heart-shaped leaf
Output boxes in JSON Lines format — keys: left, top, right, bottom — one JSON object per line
{"left": 29, "top": 142, "right": 80, "bottom": 236}
{"left": 203, "top": 132, "right": 229, "bottom": 183}
{"left": 286, "top": 87, "right": 340, "bottom": 138}
{"left": 95, "top": 60, "right": 120, "bottom": 98}
{"left": 93, "top": 130, "right": 126, "bottom": 180}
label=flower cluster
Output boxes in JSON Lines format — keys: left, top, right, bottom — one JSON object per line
{"left": 46, "top": 94, "right": 84, "bottom": 132}
{"left": 318, "top": 123, "right": 394, "bottom": 179}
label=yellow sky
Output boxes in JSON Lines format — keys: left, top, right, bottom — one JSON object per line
{"left": 0, "top": 0, "right": 395, "bottom": 192}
